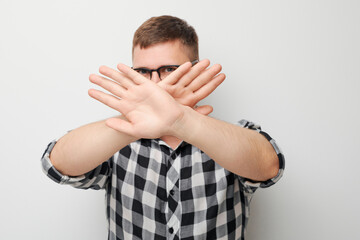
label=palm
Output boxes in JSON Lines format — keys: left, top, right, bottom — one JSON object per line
{"left": 158, "top": 59, "right": 225, "bottom": 108}
{"left": 115, "top": 82, "right": 183, "bottom": 138}
{"left": 160, "top": 84, "right": 196, "bottom": 106}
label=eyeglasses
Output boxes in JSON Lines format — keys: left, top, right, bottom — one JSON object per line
{"left": 133, "top": 60, "right": 198, "bottom": 80}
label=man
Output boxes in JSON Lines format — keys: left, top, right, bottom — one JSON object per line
{"left": 41, "top": 15, "right": 284, "bottom": 240}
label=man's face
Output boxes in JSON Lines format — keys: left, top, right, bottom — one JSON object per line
{"left": 132, "top": 40, "right": 192, "bottom": 83}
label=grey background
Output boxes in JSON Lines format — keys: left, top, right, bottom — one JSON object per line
{"left": 1, "top": 0, "right": 359, "bottom": 239}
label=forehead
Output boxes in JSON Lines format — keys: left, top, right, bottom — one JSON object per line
{"left": 132, "top": 40, "right": 191, "bottom": 68}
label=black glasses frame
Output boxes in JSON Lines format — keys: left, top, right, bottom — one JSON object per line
{"left": 132, "top": 60, "right": 199, "bottom": 80}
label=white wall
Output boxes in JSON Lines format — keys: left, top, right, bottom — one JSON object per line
{"left": 1, "top": 0, "right": 359, "bottom": 239}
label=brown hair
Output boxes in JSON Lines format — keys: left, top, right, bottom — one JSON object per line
{"left": 132, "top": 15, "right": 199, "bottom": 60}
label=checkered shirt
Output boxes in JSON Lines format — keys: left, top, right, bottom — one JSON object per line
{"left": 41, "top": 119, "right": 285, "bottom": 240}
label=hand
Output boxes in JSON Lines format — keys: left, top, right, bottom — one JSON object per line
{"left": 88, "top": 64, "right": 186, "bottom": 139}
{"left": 158, "top": 59, "right": 226, "bottom": 108}
{"left": 95, "top": 60, "right": 221, "bottom": 116}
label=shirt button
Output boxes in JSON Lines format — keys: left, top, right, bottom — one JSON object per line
{"left": 169, "top": 227, "right": 174, "bottom": 234}
{"left": 170, "top": 190, "right": 175, "bottom": 196}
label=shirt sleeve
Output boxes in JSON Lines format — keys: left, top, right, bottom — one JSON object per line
{"left": 41, "top": 140, "right": 113, "bottom": 190}
{"left": 236, "top": 119, "right": 285, "bottom": 194}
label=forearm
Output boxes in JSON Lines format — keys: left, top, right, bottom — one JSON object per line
{"left": 173, "top": 107, "right": 279, "bottom": 181}
{"left": 50, "top": 117, "right": 137, "bottom": 176}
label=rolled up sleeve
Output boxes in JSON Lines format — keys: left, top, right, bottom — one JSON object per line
{"left": 236, "top": 119, "right": 285, "bottom": 193}
{"left": 41, "top": 140, "right": 112, "bottom": 190}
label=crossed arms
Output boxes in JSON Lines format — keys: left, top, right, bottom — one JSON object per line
{"left": 50, "top": 60, "right": 279, "bottom": 181}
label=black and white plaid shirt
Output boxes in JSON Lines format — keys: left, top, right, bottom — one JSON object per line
{"left": 41, "top": 120, "right": 285, "bottom": 240}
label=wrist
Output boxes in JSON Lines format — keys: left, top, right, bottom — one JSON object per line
{"left": 170, "top": 105, "right": 203, "bottom": 143}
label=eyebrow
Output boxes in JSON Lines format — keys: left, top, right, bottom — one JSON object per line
{"left": 133, "top": 64, "right": 180, "bottom": 70}
{"left": 133, "top": 60, "right": 198, "bottom": 69}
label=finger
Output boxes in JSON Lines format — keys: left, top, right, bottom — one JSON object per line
{"left": 89, "top": 74, "right": 126, "bottom": 98}
{"left": 193, "top": 73, "right": 226, "bottom": 101}
{"left": 105, "top": 117, "right": 137, "bottom": 136}
{"left": 159, "top": 62, "right": 192, "bottom": 85}
{"left": 99, "top": 65, "right": 134, "bottom": 89}
{"left": 117, "top": 63, "right": 147, "bottom": 85}
{"left": 187, "top": 63, "right": 222, "bottom": 91}
{"left": 88, "top": 89, "right": 132, "bottom": 115}
{"left": 177, "top": 59, "right": 210, "bottom": 86}
{"left": 194, "top": 105, "right": 213, "bottom": 116}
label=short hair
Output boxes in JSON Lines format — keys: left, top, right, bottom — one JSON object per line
{"left": 132, "top": 15, "right": 199, "bottom": 60}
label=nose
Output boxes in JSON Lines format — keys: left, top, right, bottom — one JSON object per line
{"left": 151, "top": 71, "right": 161, "bottom": 83}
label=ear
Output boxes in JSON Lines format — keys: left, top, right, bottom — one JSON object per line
{"left": 194, "top": 105, "right": 213, "bottom": 116}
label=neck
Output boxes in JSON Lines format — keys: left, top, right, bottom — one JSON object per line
{"left": 160, "top": 135, "right": 182, "bottom": 150}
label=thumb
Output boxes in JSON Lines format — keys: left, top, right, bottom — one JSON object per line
{"left": 194, "top": 105, "right": 213, "bottom": 116}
